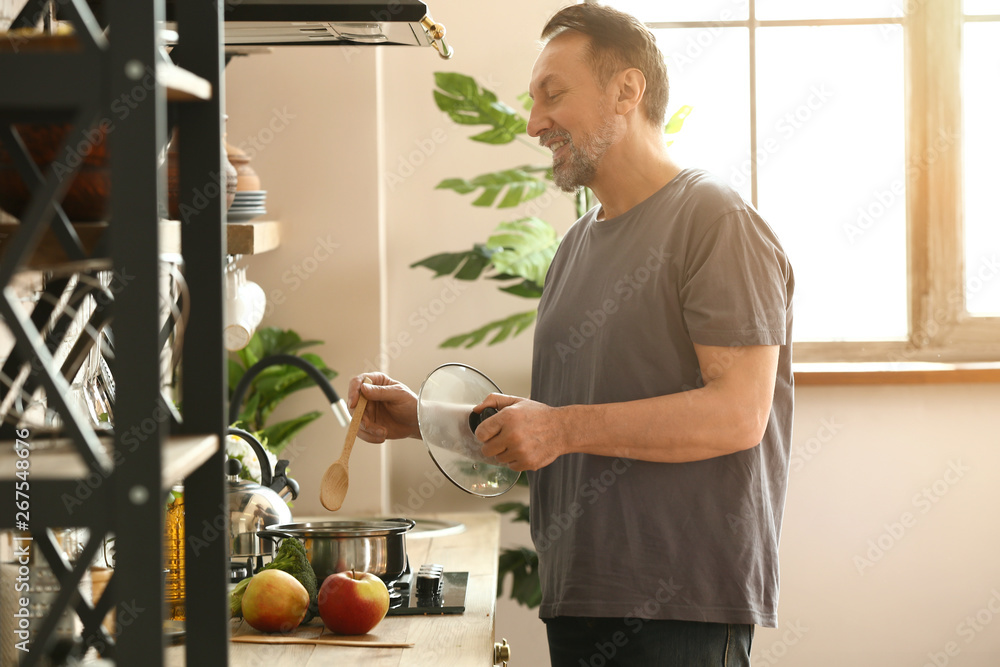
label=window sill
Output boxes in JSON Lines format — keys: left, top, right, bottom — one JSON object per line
{"left": 793, "top": 362, "right": 1000, "bottom": 386}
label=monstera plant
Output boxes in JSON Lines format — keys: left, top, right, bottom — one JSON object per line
{"left": 415, "top": 72, "right": 690, "bottom": 607}
{"left": 413, "top": 71, "right": 691, "bottom": 349}
{"left": 228, "top": 326, "right": 339, "bottom": 457}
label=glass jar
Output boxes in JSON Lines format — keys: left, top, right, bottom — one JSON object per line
{"left": 163, "top": 487, "right": 185, "bottom": 621}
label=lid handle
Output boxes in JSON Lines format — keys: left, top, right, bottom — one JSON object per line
{"left": 468, "top": 406, "right": 499, "bottom": 435}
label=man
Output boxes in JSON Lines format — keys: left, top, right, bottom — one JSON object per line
{"left": 349, "top": 4, "right": 794, "bottom": 665}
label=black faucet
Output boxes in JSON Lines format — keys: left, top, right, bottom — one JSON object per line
{"left": 228, "top": 353, "right": 350, "bottom": 428}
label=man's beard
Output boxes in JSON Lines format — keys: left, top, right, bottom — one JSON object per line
{"left": 547, "top": 114, "right": 617, "bottom": 193}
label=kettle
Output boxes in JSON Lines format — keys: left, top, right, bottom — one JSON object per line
{"left": 226, "top": 427, "right": 298, "bottom": 571}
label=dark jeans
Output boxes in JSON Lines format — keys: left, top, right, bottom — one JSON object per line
{"left": 544, "top": 616, "right": 754, "bottom": 667}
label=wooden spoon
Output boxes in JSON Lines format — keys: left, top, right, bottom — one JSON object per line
{"left": 320, "top": 378, "right": 369, "bottom": 510}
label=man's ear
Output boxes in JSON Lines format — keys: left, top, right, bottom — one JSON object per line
{"left": 615, "top": 68, "right": 646, "bottom": 116}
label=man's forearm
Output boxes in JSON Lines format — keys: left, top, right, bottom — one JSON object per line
{"left": 559, "top": 385, "right": 769, "bottom": 463}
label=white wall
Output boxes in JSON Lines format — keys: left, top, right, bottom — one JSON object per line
{"left": 226, "top": 2, "right": 1000, "bottom": 664}
{"left": 226, "top": 47, "right": 388, "bottom": 515}
{"left": 755, "top": 382, "right": 1000, "bottom": 666}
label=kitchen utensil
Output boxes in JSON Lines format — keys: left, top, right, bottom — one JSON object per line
{"left": 226, "top": 141, "right": 262, "bottom": 192}
{"left": 166, "top": 125, "right": 236, "bottom": 220}
{"left": 226, "top": 428, "right": 298, "bottom": 564}
{"left": 257, "top": 518, "right": 415, "bottom": 585}
{"left": 416, "top": 363, "right": 520, "bottom": 497}
{"left": 319, "top": 377, "right": 369, "bottom": 510}
{"left": 229, "top": 353, "right": 351, "bottom": 428}
{"left": 224, "top": 265, "right": 266, "bottom": 351}
{"left": 0, "top": 122, "right": 110, "bottom": 221}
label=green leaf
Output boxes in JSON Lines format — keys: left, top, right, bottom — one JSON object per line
{"left": 493, "top": 501, "right": 530, "bottom": 523}
{"left": 274, "top": 339, "right": 324, "bottom": 356}
{"left": 498, "top": 280, "right": 544, "bottom": 299}
{"left": 486, "top": 218, "right": 559, "bottom": 286}
{"left": 234, "top": 392, "right": 262, "bottom": 431}
{"left": 259, "top": 412, "right": 323, "bottom": 455}
{"left": 664, "top": 105, "right": 693, "bottom": 135}
{"left": 433, "top": 72, "right": 527, "bottom": 144}
{"left": 454, "top": 251, "right": 493, "bottom": 281}
{"left": 410, "top": 245, "right": 495, "bottom": 280}
{"left": 228, "top": 359, "right": 246, "bottom": 393}
{"left": 496, "top": 547, "right": 541, "bottom": 608}
{"left": 435, "top": 178, "right": 477, "bottom": 195}
{"left": 435, "top": 167, "right": 550, "bottom": 209}
{"left": 440, "top": 310, "right": 537, "bottom": 348}
{"left": 228, "top": 327, "right": 338, "bottom": 443}
{"left": 517, "top": 91, "right": 533, "bottom": 112}
{"left": 238, "top": 337, "right": 262, "bottom": 370}
{"left": 278, "top": 359, "right": 338, "bottom": 397}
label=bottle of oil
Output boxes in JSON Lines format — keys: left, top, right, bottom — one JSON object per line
{"left": 163, "top": 486, "right": 185, "bottom": 621}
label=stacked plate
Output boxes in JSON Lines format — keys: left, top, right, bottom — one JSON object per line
{"left": 227, "top": 190, "right": 267, "bottom": 222}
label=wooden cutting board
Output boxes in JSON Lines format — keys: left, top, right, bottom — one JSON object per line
{"left": 230, "top": 621, "right": 413, "bottom": 648}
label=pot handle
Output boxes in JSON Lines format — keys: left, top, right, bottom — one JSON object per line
{"left": 255, "top": 529, "right": 293, "bottom": 545}
{"left": 227, "top": 427, "right": 273, "bottom": 488}
{"left": 384, "top": 517, "right": 417, "bottom": 532}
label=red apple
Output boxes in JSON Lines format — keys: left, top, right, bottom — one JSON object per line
{"left": 241, "top": 569, "right": 309, "bottom": 633}
{"left": 317, "top": 570, "right": 390, "bottom": 635}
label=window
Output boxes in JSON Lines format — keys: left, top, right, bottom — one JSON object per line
{"left": 602, "top": 0, "right": 1000, "bottom": 363}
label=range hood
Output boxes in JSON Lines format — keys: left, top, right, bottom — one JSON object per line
{"left": 217, "top": 0, "right": 452, "bottom": 57}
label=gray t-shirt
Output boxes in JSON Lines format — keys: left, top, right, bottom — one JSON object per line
{"left": 529, "top": 168, "right": 794, "bottom": 628}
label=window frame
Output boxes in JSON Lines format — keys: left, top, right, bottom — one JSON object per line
{"left": 600, "top": 0, "right": 1000, "bottom": 364}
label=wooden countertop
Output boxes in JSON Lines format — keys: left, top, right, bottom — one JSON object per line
{"left": 166, "top": 512, "right": 500, "bottom": 666}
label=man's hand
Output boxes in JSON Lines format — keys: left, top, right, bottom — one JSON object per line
{"left": 348, "top": 372, "right": 420, "bottom": 443}
{"left": 473, "top": 394, "right": 567, "bottom": 472}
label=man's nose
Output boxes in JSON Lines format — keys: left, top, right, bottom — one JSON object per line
{"left": 526, "top": 105, "right": 547, "bottom": 138}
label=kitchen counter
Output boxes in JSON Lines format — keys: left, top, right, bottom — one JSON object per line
{"left": 166, "top": 511, "right": 501, "bottom": 666}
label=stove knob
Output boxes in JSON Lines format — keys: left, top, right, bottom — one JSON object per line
{"left": 493, "top": 637, "right": 511, "bottom": 666}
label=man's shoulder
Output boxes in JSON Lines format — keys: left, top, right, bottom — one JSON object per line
{"left": 666, "top": 168, "right": 749, "bottom": 215}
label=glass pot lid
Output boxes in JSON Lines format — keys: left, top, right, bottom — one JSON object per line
{"left": 416, "top": 363, "right": 520, "bottom": 497}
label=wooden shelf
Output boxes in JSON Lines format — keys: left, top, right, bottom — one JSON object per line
{"left": 225, "top": 220, "right": 281, "bottom": 255}
{"left": 0, "top": 219, "right": 281, "bottom": 269}
{"left": 160, "top": 219, "right": 281, "bottom": 255}
{"left": 159, "top": 62, "right": 212, "bottom": 102}
{"left": 0, "top": 221, "right": 110, "bottom": 271}
{"left": 0, "top": 434, "right": 219, "bottom": 488}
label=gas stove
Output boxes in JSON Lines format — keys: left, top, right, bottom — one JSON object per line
{"left": 385, "top": 565, "right": 469, "bottom": 616}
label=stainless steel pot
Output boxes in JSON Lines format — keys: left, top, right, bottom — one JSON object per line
{"left": 258, "top": 518, "right": 415, "bottom": 585}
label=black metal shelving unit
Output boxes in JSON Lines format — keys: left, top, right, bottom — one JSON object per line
{"left": 0, "top": 0, "right": 229, "bottom": 664}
